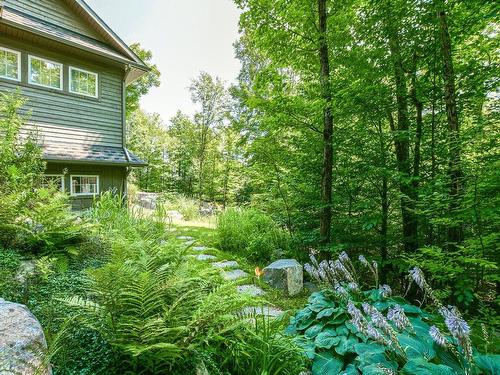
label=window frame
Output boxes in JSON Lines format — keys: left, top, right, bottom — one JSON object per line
{"left": 0, "top": 46, "right": 21, "bottom": 82}
{"left": 28, "top": 54, "right": 63, "bottom": 91}
{"left": 69, "top": 66, "right": 99, "bottom": 98}
{"left": 70, "top": 175, "right": 100, "bottom": 196}
{"left": 42, "top": 174, "right": 65, "bottom": 192}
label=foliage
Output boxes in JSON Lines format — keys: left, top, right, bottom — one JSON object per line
{"left": 288, "top": 251, "right": 500, "bottom": 374}
{"left": 126, "top": 43, "right": 161, "bottom": 115}
{"left": 158, "top": 192, "right": 200, "bottom": 221}
{"left": 217, "top": 207, "right": 292, "bottom": 263}
{"left": 217, "top": 312, "right": 309, "bottom": 375}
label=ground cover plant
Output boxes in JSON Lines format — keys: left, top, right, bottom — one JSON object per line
{"left": 288, "top": 251, "right": 499, "bottom": 375}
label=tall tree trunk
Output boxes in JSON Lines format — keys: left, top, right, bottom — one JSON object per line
{"left": 385, "top": 3, "right": 418, "bottom": 253}
{"left": 377, "top": 121, "right": 389, "bottom": 283}
{"left": 437, "top": 1, "right": 464, "bottom": 249}
{"left": 318, "top": 0, "right": 334, "bottom": 244}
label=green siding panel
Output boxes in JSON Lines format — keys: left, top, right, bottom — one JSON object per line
{"left": 45, "top": 162, "right": 127, "bottom": 210}
{"left": 0, "top": 34, "right": 124, "bottom": 148}
{"left": 4, "top": 0, "right": 105, "bottom": 41}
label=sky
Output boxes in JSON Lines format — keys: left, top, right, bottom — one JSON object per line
{"left": 86, "top": 0, "right": 242, "bottom": 123}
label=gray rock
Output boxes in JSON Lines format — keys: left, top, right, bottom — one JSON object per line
{"left": 167, "top": 210, "right": 183, "bottom": 221}
{"left": 0, "top": 299, "right": 51, "bottom": 375}
{"left": 15, "top": 260, "right": 36, "bottom": 284}
{"left": 241, "top": 306, "right": 284, "bottom": 317}
{"left": 136, "top": 192, "right": 160, "bottom": 210}
{"left": 263, "top": 259, "right": 303, "bottom": 296}
{"left": 196, "top": 254, "right": 217, "bottom": 261}
{"left": 177, "top": 236, "right": 194, "bottom": 240}
{"left": 212, "top": 260, "right": 239, "bottom": 269}
{"left": 192, "top": 246, "right": 208, "bottom": 251}
{"left": 222, "top": 269, "right": 248, "bottom": 280}
{"left": 236, "top": 284, "right": 266, "bottom": 296}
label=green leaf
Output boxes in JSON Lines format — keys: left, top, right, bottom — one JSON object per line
{"left": 397, "top": 333, "right": 435, "bottom": 359}
{"left": 334, "top": 335, "right": 358, "bottom": 355}
{"left": 342, "top": 364, "right": 360, "bottom": 375}
{"left": 360, "top": 364, "right": 393, "bottom": 375}
{"left": 317, "top": 307, "right": 335, "bottom": 319}
{"left": 314, "top": 328, "right": 341, "bottom": 349}
{"left": 402, "top": 358, "right": 456, "bottom": 375}
{"left": 311, "top": 351, "right": 343, "bottom": 375}
{"left": 305, "top": 324, "right": 324, "bottom": 339}
{"left": 336, "top": 324, "right": 350, "bottom": 336}
{"left": 294, "top": 337, "right": 315, "bottom": 360}
{"left": 474, "top": 354, "right": 500, "bottom": 375}
{"left": 354, "top": 342, "right": 386, "bottom": 355}
{"left": 309, "top": 292, "right": 335, "bottom": 312}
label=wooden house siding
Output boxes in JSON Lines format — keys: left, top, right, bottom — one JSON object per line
{"left": 0, "top": 34, "right": 124, "bottom": 148}
{"left": 4, "top": 0, "right": 105, "bottom": 41}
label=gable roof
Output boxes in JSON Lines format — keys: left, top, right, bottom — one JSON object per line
{"left": 0, "top": 0, "right": 149, "bottom": 84}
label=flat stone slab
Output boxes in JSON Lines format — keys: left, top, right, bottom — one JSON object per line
{"left": 241, "top": 306, "right": 284, "bottom": 317}
{"left": 222, "top": 269, "right": 248, "bottom": 280}
{"left": 177, "top": 236, "right": 194, "bottom": 240}
{"left": 263, "top": 259, "right": 303, "bottom": 296}
{"left": 237, "top": 284, "right": 266, "bottom": 296}
{"left": 192, "top": 246, "right": 208, "bottom": 251}
{"left": 196, "top": 254, "right": 217, "bottom": 261}
{"left": 212, "top": 260, "right": 239, "bottom": 269}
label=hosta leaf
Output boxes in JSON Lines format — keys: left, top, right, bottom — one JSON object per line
{"left": 305, "top": 323, "right": 324, "bottom": 339}
{"left": 402, "top": 358, "right": 456, "bottom": 375}
{"left": 360, "top": 364, "right": 394, "bottom": 375}
{"left": 474, "top": 354, "right": 500, "bottom": 375}
{"left": 315, "top": 328, "right": 341, "bottom": 349}
{"left": 398, "top": 333, "right": 435, "bottom": 359}
{"left": 342, "top": 364, "right": 360, "bottom": 375}
{"left": 311, "top": 351, "right": 343, "bottom": 375}
{"left": 336, "top": 324, "right": 349, "bottom": 336}
{"left": 309, "top": 292, "right": 335, "bottom": 312}
{"left": 402, "top": 304, "right": 423, "bottom": 314}
{"left": 294, "top": 336, "right": 316, "bottom": 360}
{"left": 317, "top": 307, "right": 335, "bottom": 319}
{"left": 334, "top": 335, "right": 358, "bottom": 355}
{"left": 354, "top": 342, "right": 385, "bottom": 355}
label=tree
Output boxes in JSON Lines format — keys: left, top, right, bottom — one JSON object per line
{"left": 126, "top": 43, "right": 161, "bottom": 115}
{"left": 189, "top": 72, "right": 228, "bottom": 203}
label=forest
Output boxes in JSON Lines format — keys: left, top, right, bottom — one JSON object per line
{"left": 129, "top": 0, "right": 498, "bottom": 309}
{"left": 0, "top": 0, "right": 498, "bottom": 374}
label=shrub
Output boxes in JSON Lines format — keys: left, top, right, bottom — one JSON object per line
{"left": 287, "top": 251, "right": 500, "bottom": 375}
{"left": 159, "top": 193, "right": 200, "bottom": 221}
{"left": 217, "top": 207, "right": 292, "bottom": 263}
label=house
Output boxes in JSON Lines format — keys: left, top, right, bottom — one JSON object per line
{"left": 0, "top": 0, "right": 148, "bottom": 210}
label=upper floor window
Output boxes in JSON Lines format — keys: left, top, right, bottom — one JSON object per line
{"left": 0, "top": 47, "right": 21, "bottom": 81}
{"left": 69, "top": 67, "right": 98, "bottom": 98}
{"left": 28, "top": 55, "right": 63, "bottom": 90}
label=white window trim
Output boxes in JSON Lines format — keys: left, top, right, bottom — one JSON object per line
{"left": 0, "top": 46, "right": 21, "bottom": 82}
{"left": 43, "top": 174, "right": 65, "bottom": 192}
{"left": 69, "top": 66, "right": 98, "bottom": 98}
{"left": 28, "top": 54, "right": 63, "bottom": 90}
{"left": 70, "top": 175, "right": 100, "bottom": 196}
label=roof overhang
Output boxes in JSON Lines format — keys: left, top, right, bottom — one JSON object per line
{"left": 0, "top": 2, "right": 150, "bottom": 84}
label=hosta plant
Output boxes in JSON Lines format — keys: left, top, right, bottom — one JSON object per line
{"left": 287, "top": 252, "right": 499, "bottom": 375}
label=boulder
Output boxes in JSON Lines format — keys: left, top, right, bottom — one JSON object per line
{"left": 263, "top": 259, "right": 303, "bottom": 296}
{"left": 0, "top": 299, "right": 51, "bottom": 374}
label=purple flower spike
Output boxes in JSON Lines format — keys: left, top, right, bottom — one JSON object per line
{"left": 409, "top": 267, "right": 426, "bottom": 289}
{"left": 429, "top": 325, "right": 448, "bottom": 347}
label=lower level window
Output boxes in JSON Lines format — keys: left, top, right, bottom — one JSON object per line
{"left": 42, "top": 174, "right": 64, "bottom": 191}
{"left": 71, "top": 175, "right": 99, "bottom": 196}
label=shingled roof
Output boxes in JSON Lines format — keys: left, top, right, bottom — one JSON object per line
{"left": 42, "top": 143, "right": 147, "bottom": 167}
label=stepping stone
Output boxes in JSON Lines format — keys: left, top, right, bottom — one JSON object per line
{"left": 177, "top": 236, "right": 194, "bottom": 240}
{"left": 241, "top": 306, "right": 284, "bottom": 317}
{"left": 237, "top": 284, "right": 266, "bottom": 296}
{"left": 183, "top": 240, "right": 195, "bottom": 246}
{"left": 196, "top": 254, "right": 217, "bottom": 261}
{"left": 212, "top": 260, "right": 239, "bottom": 269}
{"left": 222, "top": 269, "right": 248, "bottom": 280}
{"left": 192, "top": 246, "right": 208, "bottom": 251}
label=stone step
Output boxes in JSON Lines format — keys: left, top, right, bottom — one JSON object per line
{"left": 241, "top": 306, "right": 284, "bottom": 317}
{"left": 222, "top": 269, "right": 248, "bottom": 281}
{"left": 192, "top": 245, "right": 208, "bottom": 251}
{"left": 212, "top": 260, "right": 239, "bottom": 269}
{"left": 196, "top": 254, "right": 217, "bottom": 261}
{"left": 236, "top": 284, "right": 266, "bottom": 296}
{"left": 177, "top": 236, "right": 194, "bottom": 240}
